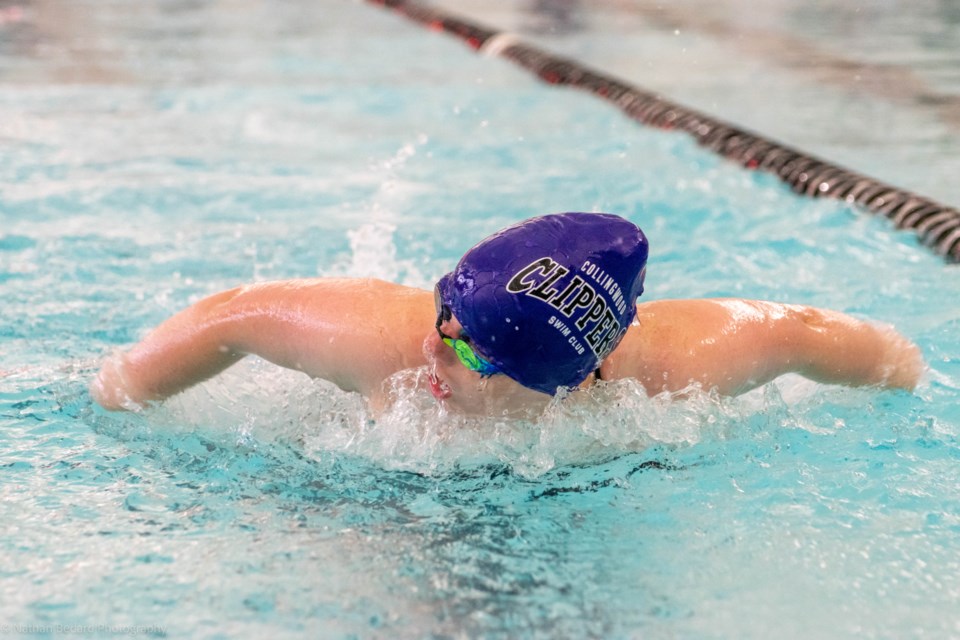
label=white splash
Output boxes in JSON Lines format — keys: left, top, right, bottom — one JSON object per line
{"left": 138, "top": 358, "right": 837, "bottom": 479}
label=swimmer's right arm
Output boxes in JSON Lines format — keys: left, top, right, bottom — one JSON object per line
{"left": 91, "top": 287, "right": 247, "bottom": 410}
{"left": 91, "top": 279, "right": 434, "bottom": 410}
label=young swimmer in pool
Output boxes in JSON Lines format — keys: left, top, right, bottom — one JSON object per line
{"left": 91, "top": 213, "right": 924, "bottom": 417}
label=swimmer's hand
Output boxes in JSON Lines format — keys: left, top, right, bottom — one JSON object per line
{"left": 873, "top": 326, "right": 925, "bottom": 391}
{"left": 90, "top": 353, "right": 143, "bottom": 411}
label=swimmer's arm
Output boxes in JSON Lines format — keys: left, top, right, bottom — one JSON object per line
{"left": 603, "top": 299, "right": 924, "bottom": 396}
{"left": 91, "top": 279, "right": 433, "bottom": 410}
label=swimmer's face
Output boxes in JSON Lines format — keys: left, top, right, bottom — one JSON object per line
{"left": 424, "top": 313, "right": 551, "bottom": 418}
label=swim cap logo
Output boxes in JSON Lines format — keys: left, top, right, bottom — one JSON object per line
{"left": 506, "top": 257, "right": 625, "bottom": 357}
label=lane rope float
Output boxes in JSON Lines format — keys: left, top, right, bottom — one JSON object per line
{"left": 368, "top": 0, "right": 960, "bottom": 263}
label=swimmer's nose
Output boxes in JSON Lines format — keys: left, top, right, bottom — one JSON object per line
{"left": 422, "top": 330, "right": 445, "bottom": 361}
{"left": 423, "top": 330, "right": 456, "bottom": 366}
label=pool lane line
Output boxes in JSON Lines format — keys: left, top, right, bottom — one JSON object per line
{"left": 367, "top": 0, "right": 960, "bottom": 263}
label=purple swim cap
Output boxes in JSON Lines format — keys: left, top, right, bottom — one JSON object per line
{"left": 435, "top": 212, "right": 648, "bottom": 395}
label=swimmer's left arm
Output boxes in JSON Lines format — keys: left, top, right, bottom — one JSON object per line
{"left": 602, "top": 299, "right": 924, "bottom": 396}
{"left": 783, "top": 305, "right": 923, "bottom": 392}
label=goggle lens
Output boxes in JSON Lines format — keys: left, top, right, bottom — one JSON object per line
{"left": 434, "top": 283, "right": 500, "bottom": 377}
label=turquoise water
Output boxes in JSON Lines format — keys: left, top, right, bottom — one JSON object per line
{"left": 439, "top": 0, "right": 960, "bottom": 206}
{"left": 2, "top": 1, "right": 960, "bottom": 638}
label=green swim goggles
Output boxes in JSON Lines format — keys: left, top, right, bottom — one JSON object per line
{"left": 434, "top": 285, "right": 501, "bottom": 378}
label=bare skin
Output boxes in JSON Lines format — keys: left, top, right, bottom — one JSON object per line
{"left": 90, "top": 278, "right": 924, "bottom": 416}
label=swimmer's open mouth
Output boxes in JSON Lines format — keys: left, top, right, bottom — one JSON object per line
{"left": 428, "top": 372, "right": 451, "bottom": 400}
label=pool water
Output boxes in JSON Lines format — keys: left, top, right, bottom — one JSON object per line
{"left": 438, "top": 0, "right": 960, "bottom": 206}
{"left": 2, "top": 1, "right": 960, "bottom": 638}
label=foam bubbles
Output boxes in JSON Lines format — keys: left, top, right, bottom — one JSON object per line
{"left": 134, "top": 357, "right": 848, "bottom": 480}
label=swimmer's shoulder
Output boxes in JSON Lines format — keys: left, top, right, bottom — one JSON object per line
{"left": 231, "top": 277, "right": 430, "bottom": 310}
{"left": 220, "top": 277, "right": 434, "bottom": 349}
{"left": 231, "top": 278, "right": 434, "bottom": 390}
{"left": 290, "top": 277, "right": 434, "bottom": 340}
{"left": 599, "top": 299, "right": 733, "bottom": 388}
{"left": 599, "top": 299, "right": 672, "bottom": 386}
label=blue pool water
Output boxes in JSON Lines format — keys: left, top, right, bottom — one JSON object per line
{"left": 2, "top": 1, "right": 960, "bottom": 638}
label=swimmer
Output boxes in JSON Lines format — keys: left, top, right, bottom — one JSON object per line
{"left": 91, "top": 212, "right": 924, "bottom": 417}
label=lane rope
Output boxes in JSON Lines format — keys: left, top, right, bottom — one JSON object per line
{"left": 368, "top": 0, "right": 960, "bottom": 262}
